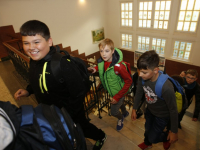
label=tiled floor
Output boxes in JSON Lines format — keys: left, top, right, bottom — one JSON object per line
{"left": 0, "top": 59, "right": 200, "bottom": 150}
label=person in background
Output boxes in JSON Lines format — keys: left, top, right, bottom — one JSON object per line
{"left": 180, "top": 71, "right": 186, "bottom": 77}
{"left": 179, "top": 69, "right": 200, "bottom": 128}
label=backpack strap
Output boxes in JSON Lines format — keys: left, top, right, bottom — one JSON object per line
{"left": 20, "top": 105, "right": 34, "bottom": 126}
{"left": 51, "top": 52, "right": 65, "bottom": 84}
{"left": 155, "top": 73, "right": 169, "bottom": 100}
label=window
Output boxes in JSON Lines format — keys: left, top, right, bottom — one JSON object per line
{"left": 177, "top": 0, "right": 200, "bottom": 32}
{"left": 152, "top": 38, "right": 166, "bottom": 54}
{"left": 138, "top": 36, "right": 150, "bottom": 51}
{"left": 154, "top": 1, "right": 171, "bottom": 29}
{"left": 173, "top": 41, "right": 192, "bottom": 60}
{"left": 121, "top": 2, "right": 133, "bottom": 27}
{"left": 139, "top": 1, "right": 152, "bottom": 28}
{"left": 138, "top": 0, "right": 171, "bottom": 29}
{"left": 121, "top": 34, "right": 132, "bottom": 49}
{"left": 137, "top": 36, "right": 166, "bottom": 54}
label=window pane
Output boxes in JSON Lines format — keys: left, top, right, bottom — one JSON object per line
{"left": 160, "top": 11, "right": 164, "bottom": 20}
{"left": 159, "top": 21, "right": 163, "bottom": 28}
{"left": 180, "top": 42, "right": 185, "bottom": 50}
{"left": 129, "top": 3, "right": 132, "bottom": 10}
{"left": 190, "top": 22, "right": 196, "bottom": 31}
{"left": 146, "top": 37, "right": 150, "bottom": 44}
{"left": 142, "top": 44, "right": 145, "bottom": 50}
{"left": 148, "top": 11, "right": 152, "bottom": 19}
{"left": 186, "top": 43, "right": 192, "bottom": 51}
{"left": 173, "top": 49, "right": 178, "bottom": 56}
{"left": 185, "top": 11, "right": 192, "bottom": 21}
{"left": 161, "top": 47, "right": 165, "bottom": 54}
{"left": 138, "top": 36, "right": 141, "bottom": 43}
{"left": 122, "top": 41, "right": 125, "bottom": 47}
{"left": 122, "top": 34, "right": 125, "bottom": 40}
{"left": 152, "top": 38, "right": 156, "bottom": 45}
{"left": 192, "top": 11, "right": 199, "bottom": 21}
{"left": 179, "top": 11, "right": 185, "bottom": 20}
{"left": 148, "top": 2, "right": 152, "bottom": 10}
{"left": 139, "top": 20, "right": 143, "bottom": 27}
{"left": 121, "top": 3, "right": 124, "bottom": 10}
{"left": 129, "top": 12, "right": 132, "bottom": 18}
{"left": 154, "top": 21, "right": 158, "bottom": 28}
{"left": 155, "top": 11, "right": 159, "bottom": 19}
{"left": 183, "top": 22, "right": 190, "bottom": 31}
{"left": 147, "top": 20, "right": 151, "bottom": 28}
{"left": 187, "top": 0, "right": 195, "bottom": 10}
{"left": 142, "top": 37, "right": 145, "bottom": 43}
{"left": 155, "top": 1, "right": 160, "bottom": 10}
{"left": 140, "top": 2, "right": 143, "bottom": 10}
{"left": 129, "top": 35, "right": 132, "bottom": 41}
{"left": 194, "top": 0, "right": 200, "bottom": 10}
{"left": 144, "top": 2, "right": 148, "bottom": 10}
{"left": 139, "top": 11, "right": 143, "bottom": 19}
{"left": 184, "top": 52, "right": 190, "bottom": 59}
{"left": 177, "top": 22, "right": 183, "bottom": 30}
{"left": 138, "top": 44, "right": 141, "bottom": 50}
{"left": 165, "top": 11, "right": 170, "bottom": 20}
{"left": 178, "top": 50, "right": 184, "bottom": 58}
{"left": 181, "top": 0, "right": 187, "bottom": 10}
{"left": 160, "top": 1, "right": 165, "bottom": 10}
{"left": 143, "top": 20, "right": 147, "bottom": 27}
{"left": 163, "top": 21, "right": 168, "bottom": 29}
{"left": 174, "top": 41, "right": 179, "bottom": 49}
{"left": 143, "top": 11, "right": 147, "bottom": 19}
{"left": 162, "top": 40, "right": 166, "bottom": 47}
{"left": 146, "top": 45, "right": 149, "bottom": 50}
{"left": 166, "top": 1, "right": 171, "bottom": 10}
{"left": 157, "top": 39, "right": 161, "bottom": 46}
{"left": 122, "top": 19, "right": 125, "bottom": 26}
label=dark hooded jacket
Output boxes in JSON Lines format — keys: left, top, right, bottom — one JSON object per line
{"left": 26, "top": 46, "right": 85, "bottom": 118}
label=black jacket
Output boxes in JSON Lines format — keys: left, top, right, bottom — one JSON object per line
{"left": 184, "top": 78, "right": 200, "bottom": 119}
{"left": 26, "top": 46, "right": 85, "bottom": 118}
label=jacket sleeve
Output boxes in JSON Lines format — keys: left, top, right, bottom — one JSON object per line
{"left": 133, "top": 78, "right": 144, "bottom": 110}
{"left": 193, "top": 83, "right": 200, "bottom": 118}
{"left": 60, "top": 58, "right": 86, "bottom": 101}
{"left": 112, "top": 64, "right": 132, "bottom": 101}
{"left": 162, "top": 80, "right": 178, "bottom": 133}
{"left": 26, "top": 84, "right": 34, "bottom": 96}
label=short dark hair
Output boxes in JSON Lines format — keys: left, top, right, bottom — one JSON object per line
{"left": 186, "top": 69, "right": 198, "bottom": 78}
{"left": 171, "top": 75, "right": 184, "bottom": 86}
{"left": 137, "top": 50, "right": 159, "bottom": 70}
{"left": 20, "top": 20, "right": 50, "bottom": 41}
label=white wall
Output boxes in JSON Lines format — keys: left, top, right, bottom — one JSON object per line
{"left": 0, "top": 0, "right": 106, "bottom": 56}
{"left": 105, "top": 0, "right": 200, "bottom": 67}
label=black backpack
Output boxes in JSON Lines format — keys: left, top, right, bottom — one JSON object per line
{"left": 51, "top": 45, "right": 91, "bottom": 95}
{"left": 0, "top": 101, "right": 87, "bottom": 150}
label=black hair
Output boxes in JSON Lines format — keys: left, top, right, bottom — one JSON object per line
{"left": 20, "top": 20, "right": 50, "bottom": 41}
{"left": 171, "top": 75, "right": 184, "bottom": 86}
{"left": 186, "top": 69, "right": 198, "bottom": 78}
{"left": 137, "top": 50, "right": 159, "bottom": 70}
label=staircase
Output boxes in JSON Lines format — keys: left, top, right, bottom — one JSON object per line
{"left": 86, "top": 104, "right": 200, "bottom": 150}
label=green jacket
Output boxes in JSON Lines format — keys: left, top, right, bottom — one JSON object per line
{"left": 98, "top": 48, "right": 125, "bottom": 97}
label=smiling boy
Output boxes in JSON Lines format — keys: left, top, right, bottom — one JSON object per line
{"left": 14, "top": 20, "right": 106, "bottom": 150}
{"left": 131, "top": 50, "right": 178, "bottom": 150}
{"left": 88, "top": 38, "right": 132, "bottom": 131}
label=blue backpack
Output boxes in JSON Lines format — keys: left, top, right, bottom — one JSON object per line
{"left": 0, "top": 101, "right": 86, "bottom": 150}
{"left": 142, "top": 71, "right": 186, "bottom": 113}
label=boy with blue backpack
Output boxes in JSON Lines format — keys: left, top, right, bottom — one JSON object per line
{"left": 131, "top": 50, "right": 178, "bottom": 150}
{"left": 14, "top": 20, "right": 106, "bottom": 150}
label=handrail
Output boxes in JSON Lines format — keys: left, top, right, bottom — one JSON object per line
{"left": 3, "top": 42, "right": 30, "bottom": 63}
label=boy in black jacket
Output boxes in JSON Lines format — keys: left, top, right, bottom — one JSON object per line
{"left": 179, "top": 69, "right": 200, "bottom": 128}
{"left": 131, "top": 50, "right": 178, "bottom": 150}
{"left": 14, "top": 20, "right": 106, "bottom": 150}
